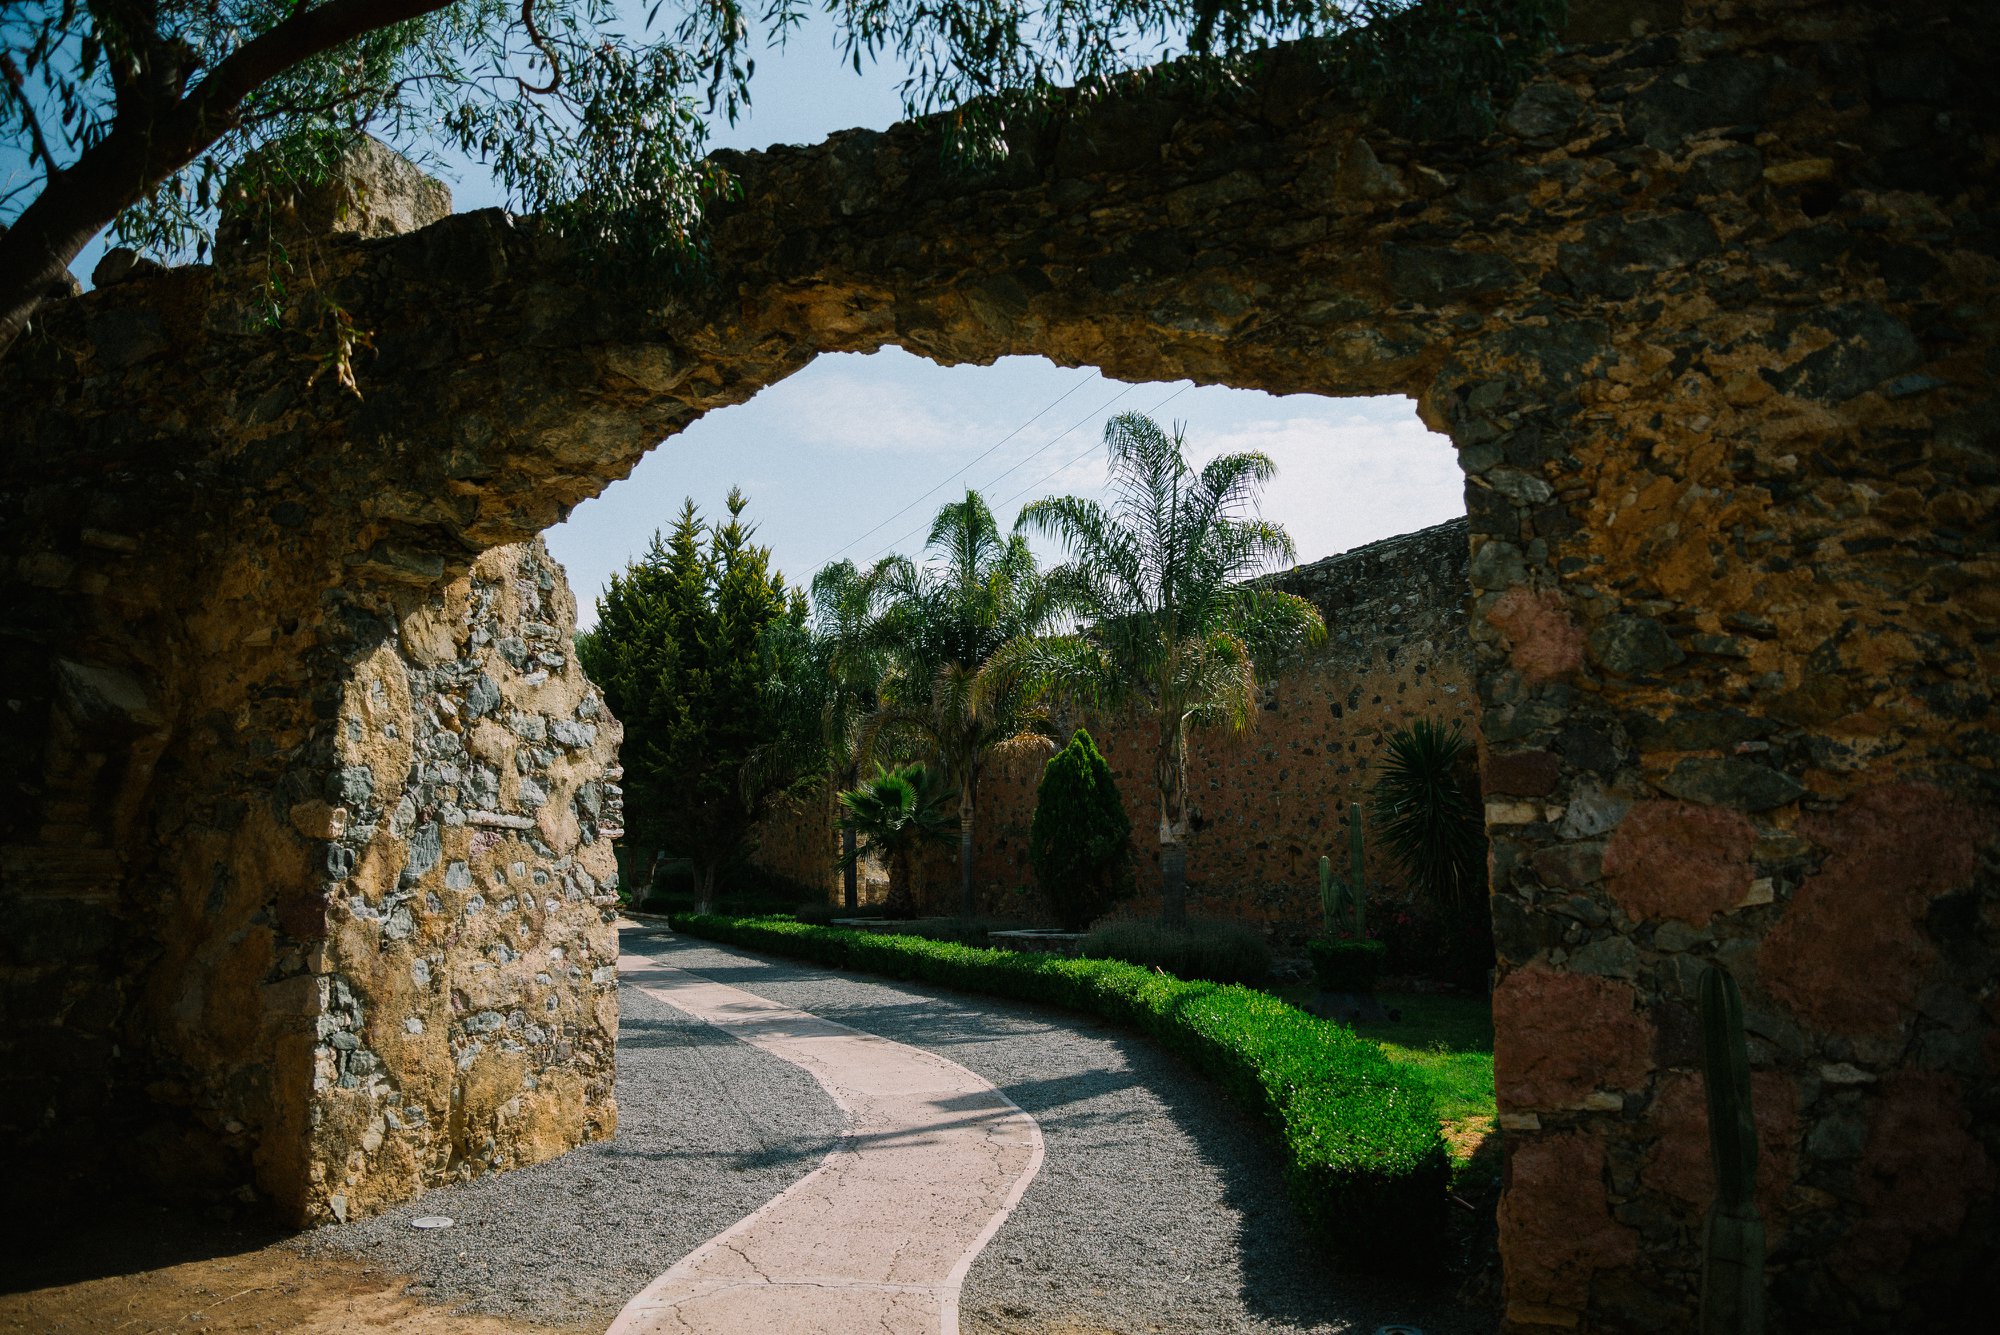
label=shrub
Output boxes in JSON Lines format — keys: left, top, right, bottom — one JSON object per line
{"left": 794, "top": 900, "right": 839, "bottom": 926}
{"left": 1027, "top": 729, "right": 1135, "bottom": 931}
{"left": 1307, "top": 937, "right": 1389, "bottom": 993}
{"left": 838, "top": 762, "right": 958, "bottom": 917}
{"left": 1373, "top": 718, "right": 1493, "bottom": 986}
{"left": 868, "top": 916, "right": 1028, "bottom": 946}
{"left": 1079, "top": 918, "right": 1273, "bottom": 987}
{"left": 670, "top": 912, "right": 1449, "bottom": 1263}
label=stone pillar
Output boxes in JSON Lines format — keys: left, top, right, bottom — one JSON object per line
{"left": 300, "top": 540, "right": 622, "bottom": 1223}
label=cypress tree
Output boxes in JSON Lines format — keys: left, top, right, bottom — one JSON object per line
{"left": 580, "top": 490, "right": 791, "bottom": 911}
{"left": 1028, "top": 728, "right": 1135, "bottom": 931}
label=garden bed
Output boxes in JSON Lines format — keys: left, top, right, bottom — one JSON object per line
{"left": 667, "top": 912, "right": 1453, "bottom": 1263}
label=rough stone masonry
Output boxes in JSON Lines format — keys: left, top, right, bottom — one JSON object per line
{"left": 0, "top": 0, "right": 1994, "bottom": 1329}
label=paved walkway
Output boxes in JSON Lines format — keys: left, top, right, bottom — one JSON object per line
{"left": 608, "top": 951, "right": 1044, "bottom": 1335}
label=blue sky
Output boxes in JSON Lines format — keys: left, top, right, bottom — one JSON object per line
{"left": 10, "top": 7, "right": 1464, "bottom": 623}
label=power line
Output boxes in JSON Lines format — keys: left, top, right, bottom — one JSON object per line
{"left": 996, "top": 382, "right": 1193, "bottom": 514}
{"left": 864, "top": 377, "right": 1151, "bottom": 563}
{"left": 956, "top": 379, "right": 1143, "bottom": 498}
{"left": 807, "top": 368, "right": 1103, "bottom": 570}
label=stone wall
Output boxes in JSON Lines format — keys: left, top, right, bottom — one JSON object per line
{"left": 749, "top": 789, "right": 842, "bottom": 902}
{"left": 2, "top": 0, "right": 1994, "bottom": 1325}
{"left": 306, "top": 539, "right": 623, "bottom": 1223}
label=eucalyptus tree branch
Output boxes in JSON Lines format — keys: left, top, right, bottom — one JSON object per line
{"left": 0, "top": 0, "right": 456, "bottom": 355}
{"left": 515, "top": 0, "right": 562, "bottom": 95}
{"left": 0, "top": 52, "right": 55, "bottom": 182}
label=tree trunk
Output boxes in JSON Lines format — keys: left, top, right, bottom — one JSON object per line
{"left": 958, "top": 766, "right": 978, "bottom": 922}
{"left": 842, "top": 825, "right": 858, "bottom": 912}
{"left": 696, "top": 862, "right": 717, "bottom": 915}
{"left": 838, "top": 763, "right": 859, "bottom": 911}
{"left": 1157, "top": 716, "right": 1189, "bottom": 925}
{"left": 886, "top": 847, "right": 914, "bottom": 918}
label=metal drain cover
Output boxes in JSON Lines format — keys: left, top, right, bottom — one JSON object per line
{"left": 1375, "top": 1326, "right": 1424, "bottom": 1335}
{"left": 409, "top": 1215, "right": 455, "bottom": 1230}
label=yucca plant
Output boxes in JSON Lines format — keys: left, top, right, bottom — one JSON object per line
{"left": 1372, "top": 717, "right": 1490, "bottom": 982}
{"left": 836, "top": 762, "right": 958, "bottom": 917}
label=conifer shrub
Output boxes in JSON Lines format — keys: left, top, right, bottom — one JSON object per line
{"left": 1027, "top": 728, "right": 1135, "bottom": 931}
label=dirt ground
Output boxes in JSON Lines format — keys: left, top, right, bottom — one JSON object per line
{"left": 0, "top": 1203, "right": 586, "bottom": 1335}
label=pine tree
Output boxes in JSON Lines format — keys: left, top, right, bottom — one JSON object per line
{"left": 581, "top": 489, "right": 790, "bottom": 911}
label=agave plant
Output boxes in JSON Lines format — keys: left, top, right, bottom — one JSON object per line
{"left": 1371, "top": 717, "right": 1490, "bottom": 979}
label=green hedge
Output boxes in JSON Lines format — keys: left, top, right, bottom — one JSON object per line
{"left": 666, "top": 912, "right": 1450, "bottom": 1263}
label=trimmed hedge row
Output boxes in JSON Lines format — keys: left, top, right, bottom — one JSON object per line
{"left": 666, "top": 912, "right": 1451, "bottom": 1262}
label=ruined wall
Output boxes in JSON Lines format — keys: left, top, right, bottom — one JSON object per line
{"left": 306, "top": 539, "right": 623, "bottom": 1223}
{"left": 748, "top": 789, "right": 842, "bottom": 902}
{"left": 893, "top": 519, "right": 1478, "bottom": 946}
{"left": 2, "top": 0, "right": 1995, "bottom": 1326}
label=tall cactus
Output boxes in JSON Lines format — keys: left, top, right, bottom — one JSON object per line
{"left": 1318, "top": 855, "right": 1338, "bottom": 936}
{"left": 1318, "top": 803, "right": 1368, "bottom": 937}
{"left": 1699, "top": 962, "right": 1765, "bottom": 1335}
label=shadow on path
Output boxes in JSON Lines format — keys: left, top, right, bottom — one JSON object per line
{"left": 645, "top": 929, "right": 1491, "bottom": 1335}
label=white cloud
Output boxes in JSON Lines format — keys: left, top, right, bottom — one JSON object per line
{"left": 1189, "top": 408, "right": 1465, "bottom": 564}
{"left": 549, "top": 360, "right": 1465, "bottom": 629}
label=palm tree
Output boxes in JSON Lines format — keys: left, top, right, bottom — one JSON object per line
{"left": 864, "top": 490, "right": 1053, "bottom": 919}
{"left": 1002, "top": 412, "right": 1326, "bottom": 924}
{"left": 745, "top": 559, "right": 890, "bottom": 911}
{"left": 812, "top": 561, "right": 891, "bottom": 911}
{"left": 837, "top": 763, "right": 958, "bottom": 917}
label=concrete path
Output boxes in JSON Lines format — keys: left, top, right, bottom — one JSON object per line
{"left": 607, "top": 950, "right": 1045, "bottom": 1335}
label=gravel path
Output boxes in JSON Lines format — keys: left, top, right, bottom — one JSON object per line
{"left": 629, "top": 932, "right": 1483, "bottom": 1335}
{"left": 309, "top": 925, "right": 1485, "bottom": 1334}
{"left": 300, "top": 935, "right": 844, "bottom": 1328}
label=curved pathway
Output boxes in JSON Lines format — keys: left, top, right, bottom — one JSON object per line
{"left": 308, "top": 928, "right": 1482, "bottom": 1334}
{"left": 608, "top": 951, "right": 1044, "bottom": 1335}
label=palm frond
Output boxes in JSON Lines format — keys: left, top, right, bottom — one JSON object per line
{"left": 981, "top": 633, "right": 1123, "bottom": 713}
{"left": 1175, "top": 629, "right": 1259, "bottom": 732}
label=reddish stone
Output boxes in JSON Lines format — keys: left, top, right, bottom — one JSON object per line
{"left": 1837, "top": 1071, "right": 1995, "bottom": 1272}
{"left": 1760, "top": 783, "right": 1987, "bottom": 1038}
{"left": 1641, "top": 1068, "right": 1799, "bottom": 1227}
{"left": 1486, "top": 587, "right": 1584, "bottom": 683}
{"left": 1488, "top": 749, "right": 1562, "bottom": 797}
{"left": 1493, "top": 962, "right": 1655, "bottom": 1109}
{"left": 1499, "top": 1131, "right": 1641, "bottom": 1313}
{"left": 1601, "top": 800, "right": 1757, "bottom": 926}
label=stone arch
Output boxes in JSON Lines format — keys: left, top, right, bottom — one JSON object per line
{"left": 2, "top": 1, "right": 1994, "bottom": 1329}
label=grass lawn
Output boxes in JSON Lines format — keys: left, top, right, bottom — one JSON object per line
{"left": 1272, "top": 982, "right": 1496, "bottom": 1171}
{"left": 1353, "top": 991, "right": 1495, "bottom": 1124}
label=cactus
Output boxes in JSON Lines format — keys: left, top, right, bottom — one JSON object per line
{"left": 1318, "top": 803, "right": 1368, "bottom": 937}
{"left": 1346, "top": 802, "right": 1366, "bottom": 939}
{"left": 1699, "top": 962, "right": 1765, "bottom": 1335}
{"left": 1318, "top": 855, "right": 1338, "bottom": 936}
